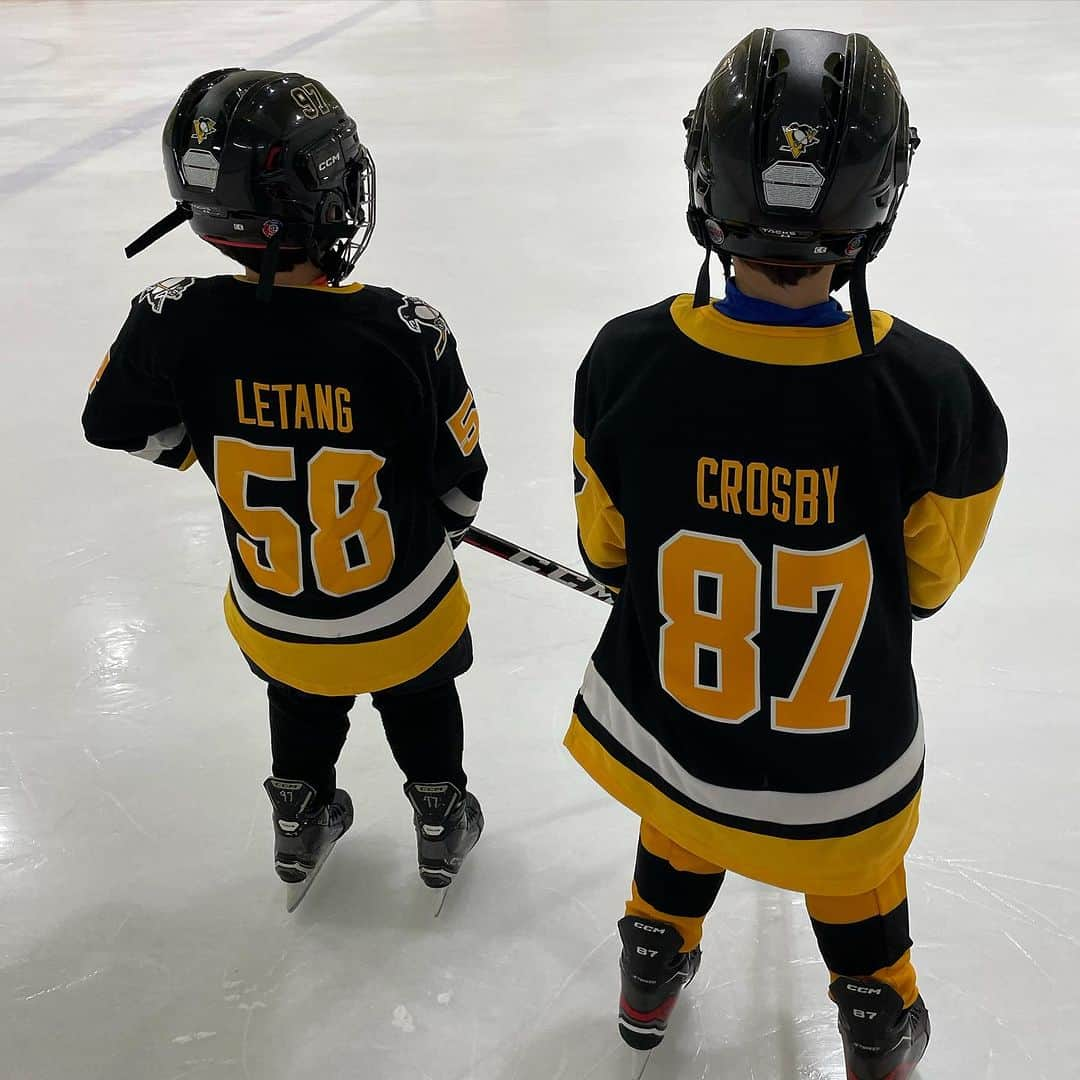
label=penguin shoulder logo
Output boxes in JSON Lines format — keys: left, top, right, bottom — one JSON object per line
{"left": 397, "top": 297, "right": 450, "bottom": 360}
{"left": 192, "top": 116, "right": 217, "bottom": 145}
{"left": 139, "top": 277, "right": 196, "bottom": 315}
{"left": 780, "top": 122, "right": 820, "bottom": 159}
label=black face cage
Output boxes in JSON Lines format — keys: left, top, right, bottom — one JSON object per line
{"left": 317, "top": 143, "right": 376, "bottom": 286}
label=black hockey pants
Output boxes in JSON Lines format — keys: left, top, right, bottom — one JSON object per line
{"left": 257, "top": 630, "right": 472, "bottom": 807}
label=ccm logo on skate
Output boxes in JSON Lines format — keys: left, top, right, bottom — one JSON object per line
{"left": 633, "top": 922, "right": 666, "bottom": 934}
{"left": 846, "top": 984, "right": 883, "bottom": 995}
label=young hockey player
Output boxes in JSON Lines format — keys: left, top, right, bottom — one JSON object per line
{"left": 82, "top": 69, "right": 485, "bottom": 909}
{"left": 566, "top": 29, "right": 1005, "bottom": 1079}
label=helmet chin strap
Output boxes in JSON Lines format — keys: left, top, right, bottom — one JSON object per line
{"left": 125, "top": 204, "right": 192, "bottom": 259}
{"left": 691, "top": 238, "right": 733, "bottom": 309}
{"left": 256, "top": 231, "right": 283, "bottom": 303}
{"left": 692, "top": 236, "right": 876, "bottom": 356}
{"left": 692, "top": 236, "right": 712, "bottom": 308}
{"left": 847, "top": 244, "right": 875, "bottom": 355}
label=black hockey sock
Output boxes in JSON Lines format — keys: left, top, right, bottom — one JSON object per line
{"left": 267, "top": 682, "right": 354, "bottom": 807}
{"left": 809, "top": 898, "right": 913, "bottom": 979}
{"left": 371, "top": 679, "right": 467, "bottom": 791}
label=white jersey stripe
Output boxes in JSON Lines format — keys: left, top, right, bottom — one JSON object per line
{"left": 230, "top": 541, "right": 456, "bottom": 640}
{"left": 439, "top": 487, "right": 480, "bottom": 518}
{"left": 579, "top": 662, "right": 923, "bottom": 827}
{"left": 131, "top": 422, "right": 188, "bottom": 462}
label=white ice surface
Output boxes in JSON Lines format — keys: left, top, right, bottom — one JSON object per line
{"left": 1, "top": 2, "right": 1077, "bottom": 1078}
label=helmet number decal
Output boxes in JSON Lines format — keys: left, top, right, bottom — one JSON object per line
{"left": 291, "top": 83, "right": 332, "bottom": 120}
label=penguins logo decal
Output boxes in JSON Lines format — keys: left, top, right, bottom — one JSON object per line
{"left": 192, "top": 116, "right": 217, "bottom": 145}
{"left": 397, "top": 297, "right": 450, "bottom": 360}
{"left": 138, "top": 277, "right": 196, "bottom": 314}
{"left": 780, "top": 122, "right": 820, "bottom": 159}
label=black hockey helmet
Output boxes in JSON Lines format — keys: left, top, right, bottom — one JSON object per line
{"left": 126, "top": 68, "right": 375, "bottom": 298}
{"left": 683, "top": 28, "right": 919, "bottom": 352}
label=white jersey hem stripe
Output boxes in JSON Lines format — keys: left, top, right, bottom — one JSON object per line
{"left": 230, "top": 541, "right": 456, "bottom": 640}
{"left": 439, "top": 487, "right": 480, "bottom": 518}
{"left": 579, "top": 662, "right": 923, "bottom": 827}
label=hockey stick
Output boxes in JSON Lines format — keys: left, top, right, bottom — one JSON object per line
{"left": 462, "top": 527, "right": 615, "bottom": 605}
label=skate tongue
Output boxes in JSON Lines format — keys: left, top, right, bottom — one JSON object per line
{"left": 264, "top": 777, "right": 317, "bottom": 819}
{"left": 619, "top": 917, "right": 685, "bottom": 954}
{"left": 405, "top": 781, "right": 462, "bottom": 822}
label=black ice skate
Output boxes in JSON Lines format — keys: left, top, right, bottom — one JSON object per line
{"left": 264, "top": 777, "right": 354, "bottom": 912}
{"left": 617, "top": 916, "right": 701, "bottom": 1052}
{"left": 830, "top": 976, "right": 930, "bottom": 1080}
{"left": 404, "top": 781, "right": 483, "bottom": 891}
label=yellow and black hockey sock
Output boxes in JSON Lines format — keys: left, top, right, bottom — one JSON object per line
{"left": 625, "top": 821, "right": 725, "bottom": 952}
{"left": 805, "top": 862, "right": 919, "bottom": 1007}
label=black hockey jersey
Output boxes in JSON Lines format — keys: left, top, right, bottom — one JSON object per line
{"left": 83, "top": 276, "right": 486, "bottom": 696}
{"left": 565, "top": 294, "right": 1006, "bottom": 895}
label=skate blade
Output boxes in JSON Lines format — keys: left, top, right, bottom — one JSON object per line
{"left": 629, "top": 1049, "right": 653, "bottom": 1080}
{"left": 433, "top": 883, "right": 452, "bottom": 918}
{"left": 419, "top": 866, "right": 455, "bottom": 918}
{"left": 284, "top": 841, "right": 336, "bottom": 913}
{"left": 433, "top": 889, "right": 449, "bottom": 918}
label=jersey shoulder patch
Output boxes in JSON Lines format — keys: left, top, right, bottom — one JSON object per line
{"left": 395, "top": 295, "right": 450, "bottom": 360}
{"left": 138, "top": 276, "right": 197, "bottom": 314}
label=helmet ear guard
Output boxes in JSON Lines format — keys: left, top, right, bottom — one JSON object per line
{"left": 684, "top": 86, "right": 736, "bottom": 306}
{"left": 863, "top": 108, "right": 920, "bottom": 267}
{"left": 683, "top": 87, "right": 708, "bottom": 171}
{"left": 683, "top": 87, "right": 711, "bottom": 251}
{"left": 893, "top": 99, "right": 920, "bottom": 189}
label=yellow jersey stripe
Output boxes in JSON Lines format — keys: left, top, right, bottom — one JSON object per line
{"left": 669, "top": 294, "right": 894, "bottom": 365}
{"left": 89, "top": 351, "right": 111, "bottom": 392}
{"left": 904, "top": 478, "right": 1003, "bottom": 611}
{"left": 565, "top": 714, "right": 920, "bottom": 896}
{"left": 224, "top": 577, "right": 470, "bottom": 696}
{"left": 573, "top": 430, "right": 627, "bottom": 571}
{"left": 231, "top": 276, "right": 366, "bottom": 294}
